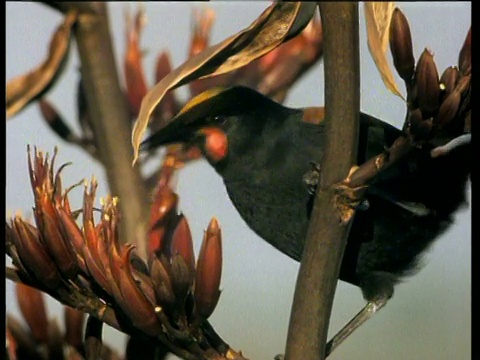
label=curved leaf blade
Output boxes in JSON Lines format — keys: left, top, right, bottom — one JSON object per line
{"left": 364, "top": 2, "right": 404, "bottom": 99}
{"left": 131, "top": 2, "right": 317, "bottom": 164}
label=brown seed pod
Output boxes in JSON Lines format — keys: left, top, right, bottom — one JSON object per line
{"left": 389, "top": 8, "right": 415, "bottom": 83}
{"left": 434, "top": 89, "right": 461, "bottom": 128}
{"left": 454, "top": 73, "right": 471, "bottom": 95}
{"left": 149, "top": 254, "right": 176, "bottom": 308}
{"left": 415, "top": 48, "right": 440, "bottom": 115}
{"left": 170, "top": 254, "right": 193, "bottom": 305}
{"left": 439, "top": 66, "right": 459, "bottom": 96}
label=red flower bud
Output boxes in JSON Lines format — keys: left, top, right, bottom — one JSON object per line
{"left": 194, "top": 218, "right": 222, "bottom": 319}
{"left": 124, "top": 7, "right": 148, "bottom": 117}
{"left": 16, "top": 283, "right": 49, "bottom": 343}
{"left": 64, "top": 306, "right": 85, "bottom": 350}
{"left": 170, "top": 214, "right": 195, "bottom": 273}
{"left": 11, "top": 218, "right": 61, "bottom": 289}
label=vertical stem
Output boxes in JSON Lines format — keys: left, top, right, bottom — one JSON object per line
{"left": 285, "top": 3, "right": 360, "bottom": 360}
{"left": 73, "top": 3, "right": 149, "bottom": 257}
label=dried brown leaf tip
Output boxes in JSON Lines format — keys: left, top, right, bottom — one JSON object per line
{"left": 365, "top": 2, "right": 403, "bottom": 98}
{"left": 6, "top": 10, "right": 77, "bottom": 118}
{"left": 6, "top": 147, "right": 245, "bottom": 360}
{"left": 388, "top": 8, "right": 470, "bottom": 152}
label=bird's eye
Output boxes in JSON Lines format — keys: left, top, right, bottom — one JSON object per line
{"left": 215, "top": 116, "right": 228, "bottom": 126}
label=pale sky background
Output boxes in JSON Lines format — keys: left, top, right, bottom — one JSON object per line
{"left": 6, "top": 2, "right": 471, "bottom": 360}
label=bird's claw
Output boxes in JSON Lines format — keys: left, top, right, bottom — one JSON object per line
{"left": 303, "top": 161, "right": 321, "bottom": 194}
{"left": 333, "top": 174, "right": 369, "bottom": 223}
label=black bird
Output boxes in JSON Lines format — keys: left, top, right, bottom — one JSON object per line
{"left": 141, "top": 86, "right": 471, "bottom": 354}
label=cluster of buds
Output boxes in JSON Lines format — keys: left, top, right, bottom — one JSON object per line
{"left": 389, "top": 8, "right": 471, "bottom": 147}
{"left": 6, "top": 147, "right": 246, "bottom": 360}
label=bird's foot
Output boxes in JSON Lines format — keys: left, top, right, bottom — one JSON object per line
{"left": 303, "top": 161, "right": 321, "bottom": 194}
{"left": 325, "top": 298, "right": 388, "bottom": 357}
{"left": 275, "top": 297, "right": 389, "bottom": 359}
{"left": 333, "top": 167, "right": 370, "bottom": 223}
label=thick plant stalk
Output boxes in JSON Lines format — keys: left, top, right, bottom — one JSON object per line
{"left": 72, "top": 3, "right": 149, "bottom": 257}
{"left": 285, "top": 3, "right": 360, "bottom": 360}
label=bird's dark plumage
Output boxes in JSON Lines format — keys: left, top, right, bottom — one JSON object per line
{"left": 142, "top": 86, "right": 471, "bottom": 303}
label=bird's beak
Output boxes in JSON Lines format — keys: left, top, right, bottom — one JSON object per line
{"left": 140, "top": 120, "right": 201, "bottom": 150}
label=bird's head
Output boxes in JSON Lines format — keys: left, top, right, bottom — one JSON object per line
{"left": 141, "top": 86, "right": 305, "bottom": 169}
